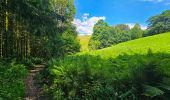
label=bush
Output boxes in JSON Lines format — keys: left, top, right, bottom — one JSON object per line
{"left": 21, "top": 58, "right": 35, "bottom": 70}
{"left": 42, "top": 51, "right": 170, "bottom": 99}
{"left": 31, "top": 57, "right": 44, "bottom": 65}
{"left": 20, "top": 57, "right": 44, "bottom": 70}
{"left": 0, "top": 59, "right": 28, "bottom": 99}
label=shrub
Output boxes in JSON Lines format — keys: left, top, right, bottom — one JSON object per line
{"left": 0, "top": 59, "right": 28, "bottom": 99}
{"left": 31, "top": 57, "right": 44, "bottom": 65}
{"left": 20, "top": 57, "right": 44, "bottom": 70}
{"left": 21, "top": 58, "right": 35, "bottom": 70}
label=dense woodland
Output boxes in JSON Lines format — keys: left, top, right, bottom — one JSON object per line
{"left": 1, "top": 0, "right": 170, "bottom": 100}
{"left": 0, "top": 0, "right": 80, "bottom": 59}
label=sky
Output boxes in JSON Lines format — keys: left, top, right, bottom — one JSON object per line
{"left": 72, "top": 0, "right": 170, "bottom": 35}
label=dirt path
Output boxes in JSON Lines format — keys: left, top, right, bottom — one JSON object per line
{"left": 24, "top": 65, "right": 45, "bottom": 100}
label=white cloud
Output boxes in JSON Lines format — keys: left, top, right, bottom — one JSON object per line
{"left": 126, "top": 23, "right": 147, "bottom": 30}
{"left": 165, "top": 2, "right": 170, "bottom": 5}
{"left": 141, "top": 25, "right": 148, "bottom": 30}
{"left": 126, "top": 23, "right": 136, "bottom": 29}
{"left": 82, "top": 13, "right": 90, "bottom": 21}
{"left": 141, "top": 0, "right": 170, "bottom": 5}
{"left": 142, "top": 0, "right": 164, "bottom": 2}
{"left": 72, "top": 13, "right": 106, "bottom": 35}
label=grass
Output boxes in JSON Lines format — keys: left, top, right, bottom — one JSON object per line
{"left": 78, "top": 35, "right": 91, "bottom": 51}
{"left": 79, "top": 32, "right": 170, "bottom": 58}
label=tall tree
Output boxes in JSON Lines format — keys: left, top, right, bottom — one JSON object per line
{"left": 89, "top": 20, "right": 109, "bottom": 50}
{"left": 130, "top": 23, "right": 143, "bottom": 39}
{"left": 0, "top": 0, "right": 80, "bottom": 59}
{"left": 89, "top": 20, "right": 131, "bottom": 50}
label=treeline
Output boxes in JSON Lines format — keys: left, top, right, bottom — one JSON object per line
{"left": 89, "top": 21, "right": 143, "bottom": 50}
{"left": 89, "top": 10, "right": 170, "bottom": 50}
{"left": 0, "top": 0, "right": 80, "bottom": 59}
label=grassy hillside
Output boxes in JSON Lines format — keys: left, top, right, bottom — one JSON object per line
{"left": 80, "top": 32, "right": 170, "bottom": 58}
{"left": 78, "top": 35, "right": 91, "bottom": 51}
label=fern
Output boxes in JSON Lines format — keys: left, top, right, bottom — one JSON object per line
{"left": 143, "top": 85, "right": 164, "bottom": 98}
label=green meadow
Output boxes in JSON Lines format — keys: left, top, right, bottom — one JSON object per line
{"left": 79, "top": 32, "right": 170, "bottom": 58}
{"left": 78, "top": 35, "right": 91, "bottom": 51}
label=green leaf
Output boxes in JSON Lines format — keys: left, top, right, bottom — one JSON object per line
{"left": 159, "top": 84, "right": 170, "bottom": 91}
{"left": 143, "top": 85, "right": 164, "bottom": 98}
{"left": 119, "top": 87, "right": 136, "bottom": 99}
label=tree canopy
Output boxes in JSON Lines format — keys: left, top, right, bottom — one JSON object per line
{"left": 147, "top": 10, "right": 170, "bottom": 35}
{"left": 130, "top": 23, "right": 143, "bottom": 39}
{"left": 89, "top": 20, "right": 143, "bottom": 50}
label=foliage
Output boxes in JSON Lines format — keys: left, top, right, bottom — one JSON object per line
{"left": 20, "top": 57, "right": 44, "bottom": 70}
{"left": 89, "top": 20, "right": 144, "bottom": 50}
{"left": 147, "top": 10, "right": 170, "bottom": 35}
{"left": 42, "top": 51, "right": 170, "bottom": 99}
{"left": 130, "top": 23, "right": 144, "bottom": 39}
{"left": 0, "top": 59, "right": 28, "bottom": 99}
{"left": 36, "top": 30, "right": 170, "bottom": 100}
{"left": 89, "top": 10, "right": 170, "bottom": 50}
{"left": 0, "top": 1, "right": 80, "bottom": 99}
{"left": 21, "top": 58, "right": 35, "bottom": 70}
{"left": 115, "top": 24, "right": 130, "bottom": 31}
{"left": 0, "top": 0, "right": 80, "bottom": 59}
{"left": 31, "top": 57, "right": 44, "bottom": 65}
{"left": 60, "top": 25, "right": 80, "bottom": 56}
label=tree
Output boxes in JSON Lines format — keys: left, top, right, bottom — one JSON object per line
{"left": 89, "top": 19, "right": 110, "bottom": 50}
{"left": 0, "top": 0, "right": 80, "bottom": 59}
{"left": 147, "top": 10, "right": 170, "bottom": 35}
{"left": 130, "top": 23, "right": 143, "bottom": 39}
{"left": 115, "top": 24, "right": 130, "bottom": 31}
{"left": 89, "top": 20, "right": 133, "bottom": 50}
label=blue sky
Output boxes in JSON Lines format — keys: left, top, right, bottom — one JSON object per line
{"left": 72, "top": 0, "right": 170, "bottom": 35}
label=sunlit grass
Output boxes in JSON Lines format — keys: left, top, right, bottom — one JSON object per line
{"left": 78, "top": 35, "right": 91, "bottom": 51}
{"left": 78, "top": 32, "right": 170, "bottom": 58}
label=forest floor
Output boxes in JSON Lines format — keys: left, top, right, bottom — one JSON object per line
{"left": 24, "top": 65, "right": 45, "bottom": 100}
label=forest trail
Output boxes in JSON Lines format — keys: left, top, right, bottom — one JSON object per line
{"left": 24, "top": 65, "right": 45, "bottom": 100}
